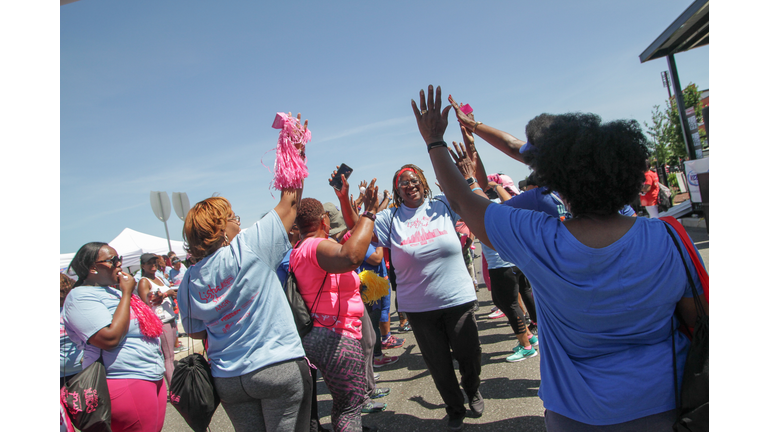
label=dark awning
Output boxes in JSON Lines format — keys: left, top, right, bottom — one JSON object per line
{"left": 639, "top": 0, "right": 709, "bottom": 63}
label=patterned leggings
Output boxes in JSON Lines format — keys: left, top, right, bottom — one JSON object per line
{"left": 302, "top": 327, "right": 366, "bottom": 432}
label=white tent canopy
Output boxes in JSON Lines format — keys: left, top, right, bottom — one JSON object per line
{"left": 60, "top": 228, "right": 188, "bottom": 276}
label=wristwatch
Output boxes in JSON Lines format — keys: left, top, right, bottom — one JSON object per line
{"left": 466, "top": 177, "right": 477, "bottom": 185}
{"left": 361, "top": 211, "right": 376, "bottom": 221}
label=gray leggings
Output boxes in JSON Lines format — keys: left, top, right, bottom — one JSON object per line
{"left": 214, "top": 358, "right": 312, "bottom": 432}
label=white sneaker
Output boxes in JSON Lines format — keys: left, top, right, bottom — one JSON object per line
{"left": 488, "top": 309, "right": 506, "bottom": 319}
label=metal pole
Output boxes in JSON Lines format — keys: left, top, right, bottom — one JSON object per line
{"left": 662, "top": 71, "right": 673, "bottom": 100}
{"left": 158, "top": 198, "right": 173, "bottom": 252}
{"left": 666, "top": 54, "right": 697, "bottom": 161}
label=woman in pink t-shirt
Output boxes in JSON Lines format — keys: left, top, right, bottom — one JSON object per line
{"left": 291, "top": 179, "right": 379, "bottom": 432}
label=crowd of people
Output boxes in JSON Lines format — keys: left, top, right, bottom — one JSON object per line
{"left": 61, "top": 89, "right": 708, "bottom": 432}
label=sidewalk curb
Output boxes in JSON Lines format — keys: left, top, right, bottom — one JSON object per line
{"left": 678, "top": 217, "right": 707, "bottom": 229}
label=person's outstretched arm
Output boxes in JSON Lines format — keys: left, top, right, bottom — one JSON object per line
{"left": 316, "top": 180, "right": 380, "bottom": 273}
{"left": 412, "top": 85, "right": 493, "bottom": 247}
{"left": 448, "top": 95, "right": 527, "bottom": 164}
{"left": 329, "top": 167, "right": 359, "bottom": 230}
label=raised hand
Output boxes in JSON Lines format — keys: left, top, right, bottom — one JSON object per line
{"left": 449, "top": 141, "right": 476, "bottom": 180}
{"left": 328, "top": 166, "right": 350, "bottom": 199}
{"left": 447, "top": 95, "right": 476, "bottom": 130}
{"left": 117, "top": 270, "right": 136, "bottom": 296}
{"left": 287, "top": 111, "right": 309, "bottom": 153}
{"left": 361, "top": 179, "right": 379, "bottom": 214}
{"left": 411, "top": 85, "right": 451, "bottom": 144}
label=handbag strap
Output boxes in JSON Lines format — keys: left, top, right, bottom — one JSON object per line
{"left": 291, "top": 239, "right": 336, "bottom": 327}
{"left": 182, "top": 268, "right": 207, "bottom": 356}
{"left": 660, "top": 216, "right": 709, "bottom": 302}
{"left": 664, "top": 221, "right": 705, "bottom": 412}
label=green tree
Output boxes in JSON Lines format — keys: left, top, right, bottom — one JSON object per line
{"left": 665, "top": 83, "right": 705, "bottom": 161}
{"left": 644, "top": 104, "right": 673, "bottom": 166}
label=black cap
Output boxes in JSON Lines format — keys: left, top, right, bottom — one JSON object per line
{"left": 140, "top": 253, "right": 158, "bottom": 265}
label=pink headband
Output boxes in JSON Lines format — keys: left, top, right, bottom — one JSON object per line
{"left": 396, "top": 167, "right": 417, "bottom": 182}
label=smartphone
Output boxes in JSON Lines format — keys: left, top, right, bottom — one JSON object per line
{"left": 329, "top": 163, "right": 353, "bottom": 191}
{"left": 460, "top": 103, "right": 474, "bottom": 115}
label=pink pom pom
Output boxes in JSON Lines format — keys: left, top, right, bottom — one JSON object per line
{"left": 130, "top": 294, "right": 164, "bottom": 338}
{"left": 271, "top": 112, "right": 311, "bottom": 191}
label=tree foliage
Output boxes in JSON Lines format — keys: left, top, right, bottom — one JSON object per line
{"left": 645, "top": 83, "right": 706, "bottom": 167}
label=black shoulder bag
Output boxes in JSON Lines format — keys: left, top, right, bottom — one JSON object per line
{"left": 666, "top": 223, "right": 709, "bottom": 432}
{"left": 61, "top": 349, "right": 112, "bottom": 432}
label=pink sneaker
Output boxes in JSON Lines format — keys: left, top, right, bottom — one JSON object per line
{"left": 374, "top": 355, "right": 399, "bottom": 368}
{"left": 381, "top": 336, "right": 405, "bottom": 350}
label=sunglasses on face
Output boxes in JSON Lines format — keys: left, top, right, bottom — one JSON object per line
{"left": 95, "top": 255, "right": 123, "bottom": 267}
{"left": 398, "top": 178, "right": 421, "bottom": 188}
{"left": 228, "top": 215, "right": 241, "bottom": 224}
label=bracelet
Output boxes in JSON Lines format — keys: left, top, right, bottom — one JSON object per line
{"left": 427, "top": 140, "right": 448, "bottom": 151}
{"left": 471, "top": 187, "right": 482, "bottom": 193}
{"left": 472, "top": 121, "right": 483, "bottom": 133}
{"left": 361, "top": 211, "right": 376, "bottom": 221}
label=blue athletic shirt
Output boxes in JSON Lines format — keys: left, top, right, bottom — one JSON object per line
{"left": 479, "top": 198, "right": 514, "bottom": 269}
{"left": 374, "top": 195, "right": 476, "bottom": 312}
{"left": 63, "top": 287, "right": 164, "bottom": 380}
{"left": 485, "top": 204, "right": 704, "bottom": 425}
{"left": 178, "top": 210, "right": 305, "bottom": 378}
{"left": 503, "top": 188, "right": 569, "bottom": 220}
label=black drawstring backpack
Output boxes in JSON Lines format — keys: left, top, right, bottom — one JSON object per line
{"left": 169, "top": 352, "right": 220, "bottom": 432}
{"left": 60, "top": 351, "right": 112, "bottom": 432}
{"left": 169, "top": 270, "right": 220, "bottom": 432}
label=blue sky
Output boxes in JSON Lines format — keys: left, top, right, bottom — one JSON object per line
{"left": 58, "top": 0, "right": 710, "bottom": 253}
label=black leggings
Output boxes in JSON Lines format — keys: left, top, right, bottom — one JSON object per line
{"left": 489, "top": 266, "right": 537, "bottom": 335}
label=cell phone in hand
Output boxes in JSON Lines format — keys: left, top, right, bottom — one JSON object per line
{"left": 329, "top": 163, "right": 353, "bottom": 191}
{"left": 485, "top": 186, "right": 499, "bottom": 200}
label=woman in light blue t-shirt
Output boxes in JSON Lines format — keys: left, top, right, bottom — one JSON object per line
{"left": 179, "top": 190, "right": 309, "bottom": 432}
{"left": 412, "top": 86, "right": 709, "bottom": 431}
{"left": 64, "top": 242, "right": 167, "bottom": 432}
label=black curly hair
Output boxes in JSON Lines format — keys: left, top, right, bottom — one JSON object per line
{"left": 522, "top": 113, "right": 650, "bottom": 217}
{"left": 391, "top": 164, "right": 432, "bottom": 208}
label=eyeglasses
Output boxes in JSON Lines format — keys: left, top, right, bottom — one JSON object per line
{"left": 228, "top": 215, "right": 241, "bottom": 224}
{"left": 95, "top": 255, "right": 123, "bottom": 267}
{"left": 398, "top": 178, "right": 421, "bottom": 188}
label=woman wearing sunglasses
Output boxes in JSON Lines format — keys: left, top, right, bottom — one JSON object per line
{"left": 64, "top": 242, "right": 167, "bottom": 432}
{"left": 341, "top": 163, "right": 482, "bottom": 431}
{"left": 177, "top": 114, "right": 311, "bottom": 432}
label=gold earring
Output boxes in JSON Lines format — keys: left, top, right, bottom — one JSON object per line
{"left": 224, "top": 233, "right": 230, "bottom": 246}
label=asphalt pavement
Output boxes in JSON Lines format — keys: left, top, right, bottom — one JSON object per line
{"left": 163, "top": 223, "right": 709, "bottom": 432}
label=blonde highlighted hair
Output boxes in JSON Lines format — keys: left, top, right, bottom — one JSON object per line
{"left": 183, "top": 196, "right": 231, "bottom": 259}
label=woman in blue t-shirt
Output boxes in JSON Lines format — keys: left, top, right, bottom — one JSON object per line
{"left": 64, "top": 242, "right": 167, "bottom": 432}
{"left": 411, "top": 85, "right": 709, "bottom": 431}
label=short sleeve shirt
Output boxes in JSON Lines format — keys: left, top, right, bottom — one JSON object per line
{"left": 60, "top": 307, "right": 83, "bottom": 377}
{"left": 177, "top": 210, "right": 305, "bottom": 378}
{"left": 63, "top": 286, "right": 165, "bottom": 380}
{"left": 373, "top": 196, "right": 476, "bottom": 312}
{"left": 484, "top": 203, "right": 704, "bottom": 425}
{"left": 291, "top": 237, "right": 364, "bottom": 340}
{"left": 640, "top": 171, "right": 660, "bottom": 206}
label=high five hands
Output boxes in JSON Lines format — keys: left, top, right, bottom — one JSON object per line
{"left": 411, "top": 85, "right": 451, "bottom": 144}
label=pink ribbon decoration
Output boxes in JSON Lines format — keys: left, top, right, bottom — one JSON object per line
{"left": 270, "top": 112, "right": 311, "bottom": 191}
